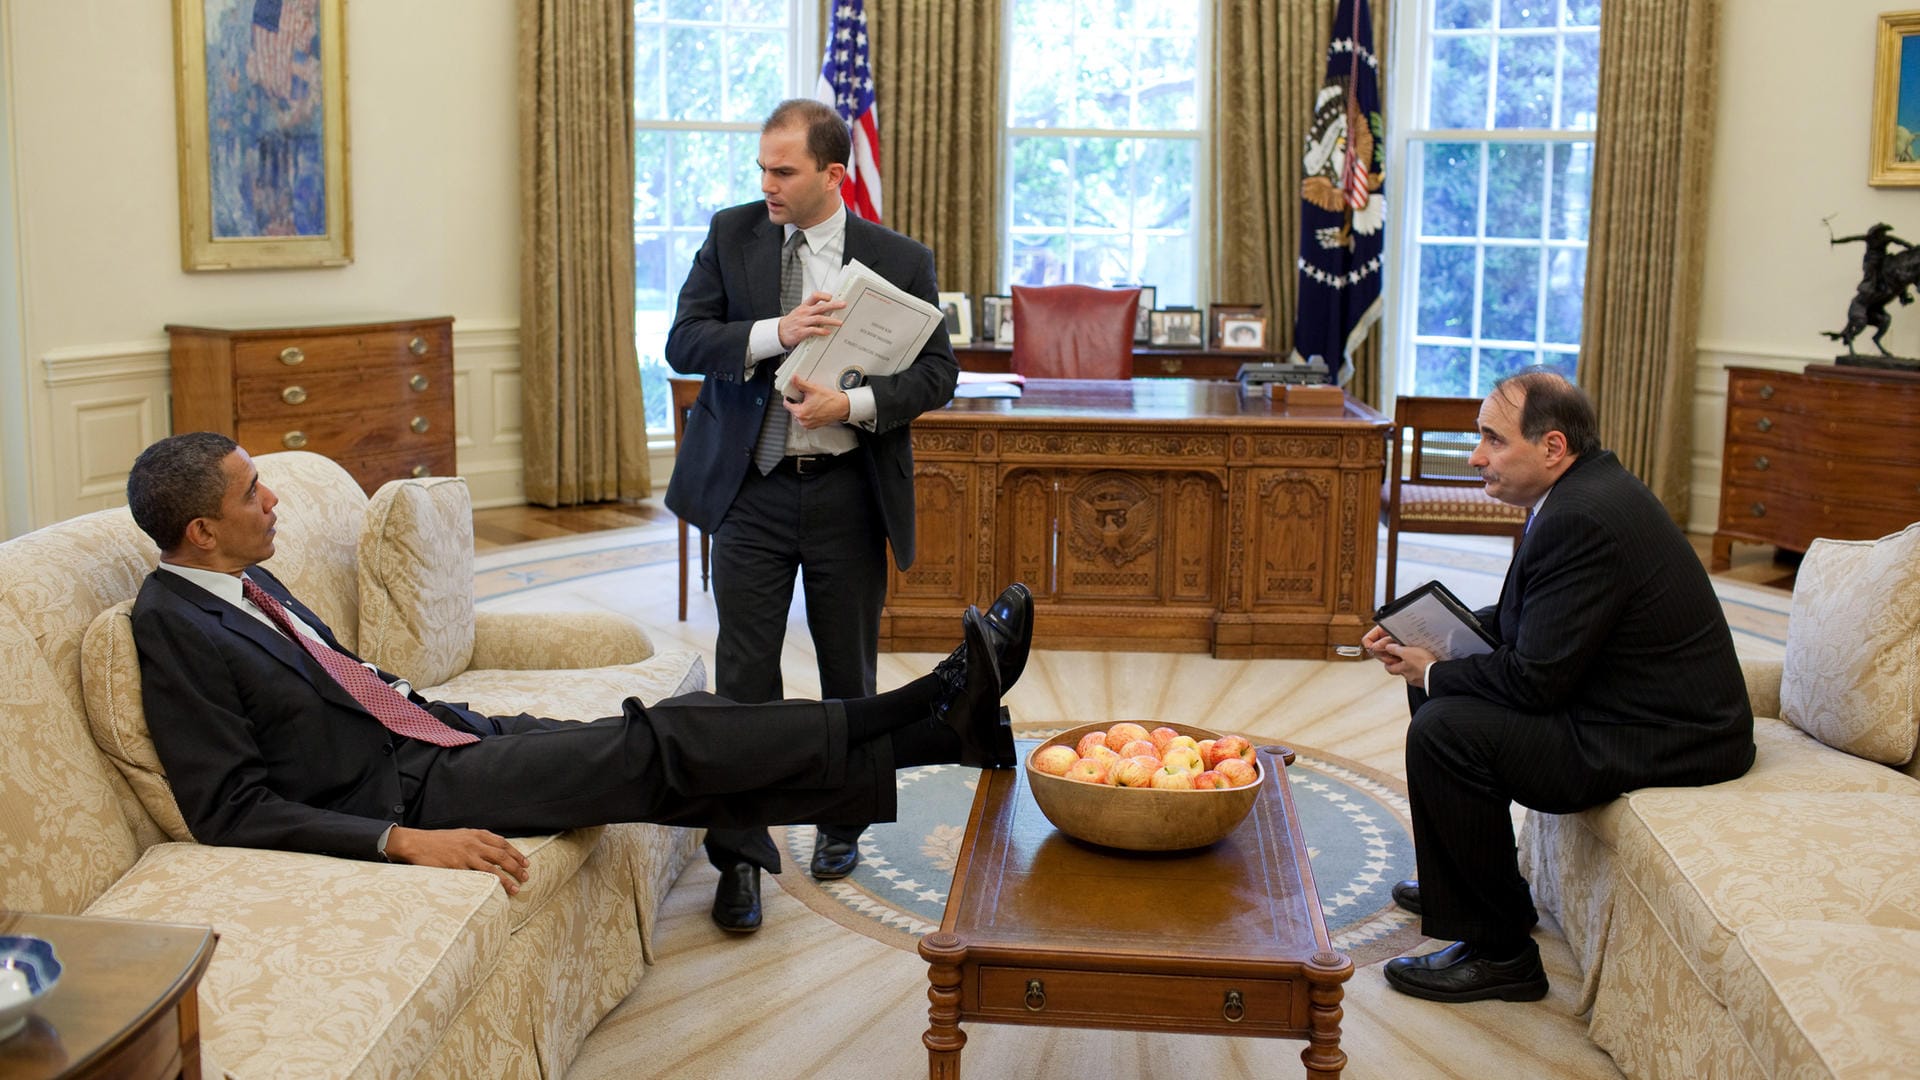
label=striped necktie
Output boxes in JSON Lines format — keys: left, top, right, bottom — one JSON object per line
{"left": 241, "top": 577, "right": 479, "bottom": 747}
{"left": 752, "top": 229, "right": 809, "bottom": 475}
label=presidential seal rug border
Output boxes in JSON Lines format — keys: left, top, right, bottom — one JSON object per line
{"left": 772, "top": 729, "right": 1427, "bottom": 968}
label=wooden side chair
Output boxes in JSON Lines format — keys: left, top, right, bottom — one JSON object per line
{"left": 668, "top": 377, "right": 710, "bottom": 622}
{"left": 1382, "top": 395, "right": 1528, "bottom": 601}
{"left": 1009, "top": 284, "right": 1140, "bottom": 379}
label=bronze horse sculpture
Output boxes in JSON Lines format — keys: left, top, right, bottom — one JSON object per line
{"left": 1825, "top": 223, "right": 1920, "bottom": 357}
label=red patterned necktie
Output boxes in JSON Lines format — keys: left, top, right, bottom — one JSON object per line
{"left": 240, "top": 576, "right": 478, "bottom": 747}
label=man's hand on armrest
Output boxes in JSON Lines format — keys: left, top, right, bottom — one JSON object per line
{"left": 385, "top": 826, "right": 530, "bottom": 895}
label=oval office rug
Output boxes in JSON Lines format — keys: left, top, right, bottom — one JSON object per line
{"left": 774, "top": 729, "right": 1424, "bottom": 968}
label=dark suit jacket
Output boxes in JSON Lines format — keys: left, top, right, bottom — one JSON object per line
{"left": 1427, "top": 451, "right": 1753, "bottom": 780}
{"left": 662, "top": 201, "right": 958, "bottom": 570}
{"left": 132, "top": 566, "right": 488, "bottom": 859}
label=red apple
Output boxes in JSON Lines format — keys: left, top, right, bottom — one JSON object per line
{"left": 1075, "top": 731, "right": 1109, "bottom": 758}
{"left": 1192, "top": 770, "right": 1231, "bottom": 790}
{"left": 1085, "top": 744, "right": 1121, "bottom": 766}
{"left": 1195, "top": 739, "right": 1216, "bottom": 764}
{"left": 1105, "top": 722, "right": 1151, "bottom": 752}
{"left": 1118, "top": 738, "right": 1160, "bottom": 761}
{"left": 1216, "top": 758, "right": 1258, "bottom": 787}
{"left": 1065, "top": 757, "right": 1109, "bottom": 784}
{"left": 1033, "top": 744, "right": 1079, "bottom": 776}
{"left": 1148, "top": 766, "right": 1195, "bottom": 790}
{"left": 1149, "top": 726, "right": 1182, "bottom": 754}
{"left": 1108, "top": 755, "right": 1159, "bottom": 788}
{"left": 1207, "top": 735, "right": 1255, "bottom": 768}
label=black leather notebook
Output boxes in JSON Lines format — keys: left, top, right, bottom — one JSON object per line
{"left": 1373, "top": 580, "right": 1498, "bottom": 660}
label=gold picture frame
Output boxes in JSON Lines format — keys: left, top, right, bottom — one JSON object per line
{"left": 1870, "top": 10, "right": 1920, "bottom": 186}
{"left": 173, "top": 0, "right": 352, "bottom": 270}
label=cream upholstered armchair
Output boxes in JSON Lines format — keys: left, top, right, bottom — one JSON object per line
{"left": 0, "top": 450, "right": 705, "bottom": 1079}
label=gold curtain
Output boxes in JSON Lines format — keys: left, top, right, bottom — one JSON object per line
{"left": 850, "top": 1, "right": 1003, "bottom": 302}
{"left": 1213, "top": 0, "right": 1391, "bottom": 409}
{"left": 517, "top": 0, "right": 649, "bottom": 506}
{"left": 1577, "top": 0, "right": 1718, "bottom": 519}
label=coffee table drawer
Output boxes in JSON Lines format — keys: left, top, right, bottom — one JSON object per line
{"left": 974, "top": 966, "right": 1305, "bottom": 1033}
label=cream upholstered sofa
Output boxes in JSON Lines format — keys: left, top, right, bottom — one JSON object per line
{"left": 0, "top": 450, "right": 706, "bottom": 1079}
{"left": 1520, "top": 522, "right": 1920, "bottom": 1079}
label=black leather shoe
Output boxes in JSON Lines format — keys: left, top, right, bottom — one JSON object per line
{"left": 809, "top": 832, "right": 859, "bottom": 880}
{"left": 1392, "top": 879, "right": 1422, "bottom": 916}
{"left": 1383, "top": 939, "right": 1548, "bottom": 1003}
{"left": 981, "top": 583, "right": 1033, "bottom": 690}
{"left": 711, "top": 861, "right": 762, "bottom": 933}
{"left": 931, "top": 608, "right": 1016, "bottom": 768}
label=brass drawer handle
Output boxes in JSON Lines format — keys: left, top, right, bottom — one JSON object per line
{"left": 1753, "top": 455, "right": 1769, "bottom": 471}
{"left": 410, "top": 416, "right": 430, "bottom": 434}
{"left": 279, "top": 346, "right": 305, "bottom": 366}
{"left": 283, "top": 431, "right": 308, "bottom": 450}
{"left": 1160, "top": 357, "right": 1183, "bottom": 374}
{"left": 409, "top": 374, "right": 430, "bottom": 392}
{"left": 409, "top": 336, "right": 429, "bottom": 356}
{"left": 1751, "top": 501, "right": 1766, "bottom": 518}
{"left": 1024, "top": 979, "right": 1046, "bottom": 1012}
{"left": 1756, "top": 417, "right": 1772, "bottom": 433}
{"left": 1758, "top": 384, "right": 1774, "bottom": 400}
{"left": 410, "top": 465, "right": 431, "bottom": 478}
{"left": 1223, "top": 989, "right": 1245, "bottom": 1023}
{"left": 281, "top": 386, "right": 308, "bottom": 405}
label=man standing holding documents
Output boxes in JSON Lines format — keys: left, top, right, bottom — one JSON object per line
{"left": 665, "top": 98, "right": 957, "bottom": 932}
{"left": 1362, "top": 371, "right": 1752, "bottom": 1004}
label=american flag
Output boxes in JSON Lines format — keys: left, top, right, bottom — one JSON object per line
{"left": 247, "top": 0, "right": 317, "bottom": 101}
{"left": 815, "top": 0, "right": 882, "bottom": 222}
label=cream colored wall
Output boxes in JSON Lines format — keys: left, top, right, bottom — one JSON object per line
{"left": 3, "top": 0, "right": 527, "bottom": 532}
{"left": 1692, "top": 0, "right": 1920, "bottom": 532}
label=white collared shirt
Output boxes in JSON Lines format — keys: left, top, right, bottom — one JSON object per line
{"left": 744, "top": 202, "right": 876, "bottom": 453}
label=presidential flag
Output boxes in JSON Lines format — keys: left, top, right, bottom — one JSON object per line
{"left": 816, "top": 0, "right": 883, "bottom": 222}
{"left": 247, "top": 0, "right": 318, "bottom": 101}
{"left": 1290, "top": 0, "right": 1385, "bottom": 385}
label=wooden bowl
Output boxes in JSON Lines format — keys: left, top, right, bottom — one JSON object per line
{"left": 1024, "top": 721, "right": 1265, "bottom": 852}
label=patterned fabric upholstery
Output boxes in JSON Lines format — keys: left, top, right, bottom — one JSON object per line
{"left": 1390, "top": 482, "right": 1529, "bottom": 525}
{"left": 0, "top": 449, "right": 706, "bottom": 1079}
{"left": 1723, "top": 921, "right": 1920, "bottom": 1079}
{"left": 1780, "top": 523, "right": 1920, "bottom": 765}
{"left": 357, "top": 476, "right": 477, "bottom": 687}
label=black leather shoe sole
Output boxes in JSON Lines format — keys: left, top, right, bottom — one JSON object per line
{"left": 950, "top": 608, "right": 1015, "bottom": 768}
{"left": 809, "top": 835, "right": 859, "bottom": 880}
{"left": 983, "top": 583, "right": 1033, "bottom": 690}
{"left": 1392, "top": 879, "right": 1422, "bottom": 916}
{"left": 711, "top": 862, "right": 763, "bottom": 933}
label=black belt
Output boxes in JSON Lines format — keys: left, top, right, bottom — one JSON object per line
{"left": 773, "top": 453, "right": 850, "bottom": 478}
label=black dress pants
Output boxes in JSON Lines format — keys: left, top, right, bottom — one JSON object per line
{"left": 704, "top": 452, "right": 888, "bottom": 872}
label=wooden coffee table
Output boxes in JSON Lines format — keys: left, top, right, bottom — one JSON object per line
{"left": 919, "top": 745, "right": 1353, "bottom": 1079}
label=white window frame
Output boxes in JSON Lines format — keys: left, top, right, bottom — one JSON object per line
{"left": 633, "top": 1, "right": 821, "bottom": 442}
{"left": 1382, "top": 0, "right": 1597, "bottom": 401}
{"left": 997, "top": 0, "right": 1211, "bottom": 307}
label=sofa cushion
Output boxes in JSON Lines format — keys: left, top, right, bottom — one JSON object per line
{"left": 1780, "top": 523, "right": 1920, "bottom": 765}
{"left": 1723, "top": 921, "right": 1920, "bottom": 1079}
{"left": 84, "top": 843, "right": 509, "bottom": 1080}
{"left": 81, "top": 601, "right": 194, "bottom": 842}
{"left": 1612, "top": 791, "right": 1920, "bottom": 1005}
{"left": 423, "top": 652, "right": 708, "bottom": 721}
{"left": 357, "top": 476, "right": 475, "bottom": 687}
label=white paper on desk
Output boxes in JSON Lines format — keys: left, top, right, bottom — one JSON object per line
{"left": 952, "top": 381, "right": 1022, "bottom": 398}
{"left": 774, "top": 259, "right": 945, "bottom": 398}
{"left": 1375, "top": 584, "right": 1496, "bottom": 661}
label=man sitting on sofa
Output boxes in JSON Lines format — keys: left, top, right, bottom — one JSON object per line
{"left": 1361, "top": 371, "right": 1754, "bottom": 1003}
{"left": 126, "top": 432, "right": 1032, "bottom": 896}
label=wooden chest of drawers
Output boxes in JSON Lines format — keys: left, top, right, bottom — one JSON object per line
{"left": 1712, "top": 364, "right": 1920, "bottom": 569}
{"left": 166, "top": 317, "right": 456, "bottom": 495}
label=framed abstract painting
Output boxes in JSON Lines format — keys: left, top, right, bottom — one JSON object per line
{"left": 1870, "top": 9, "right": 1920, "bottom": 186}
{"left": 173, "top": 0, "right": 351, "bottom": 269}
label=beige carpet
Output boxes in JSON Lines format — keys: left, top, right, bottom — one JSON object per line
{"left": 469, "top": 526, "right": 1787, "bottom": 1079}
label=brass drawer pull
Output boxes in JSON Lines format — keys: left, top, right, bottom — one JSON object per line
{"left": 1223, "top": 989, "right": 1245, "bottom": 1023}
{"left": 281, "top": 386, "right": 308, "bottom": 405}
{"left": 410, "top": 465, "right": 431, "bottom": 478}
{"left": 409, "top": 336, "right": 429, "bottom": 356}
{"left": 283, "top": 431, "right": 308, "bottom": 450}
{"left": 1024, "top": 979, "right": 1046, "bottom": 1012}
{"left": 1756, "top": 417, "right": 1772, "bottom": 433}
{"left": 1751, "top": 501, "right": 1766, "bottom": 518}
{"left": 279, "top": 346, "right": 305, "bottom": 366}
{"left": 1753, "top": 455, "right": 1769, "bottom": 471}
{"left": 409, "top": 374, "right": 430, "bottom": 392}
{"left": 1160, "top": 357, "right": 1183, "bottom": 374}
{"left": 1759, "top": 384, "right": 1774, "bottom": 400}
{"left": 410, "top": 416, "right": 430, "bottom": 434}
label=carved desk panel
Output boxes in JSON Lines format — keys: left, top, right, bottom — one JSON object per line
{"left": 885, "top": 379, "right": 1390, "bottom": 660}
